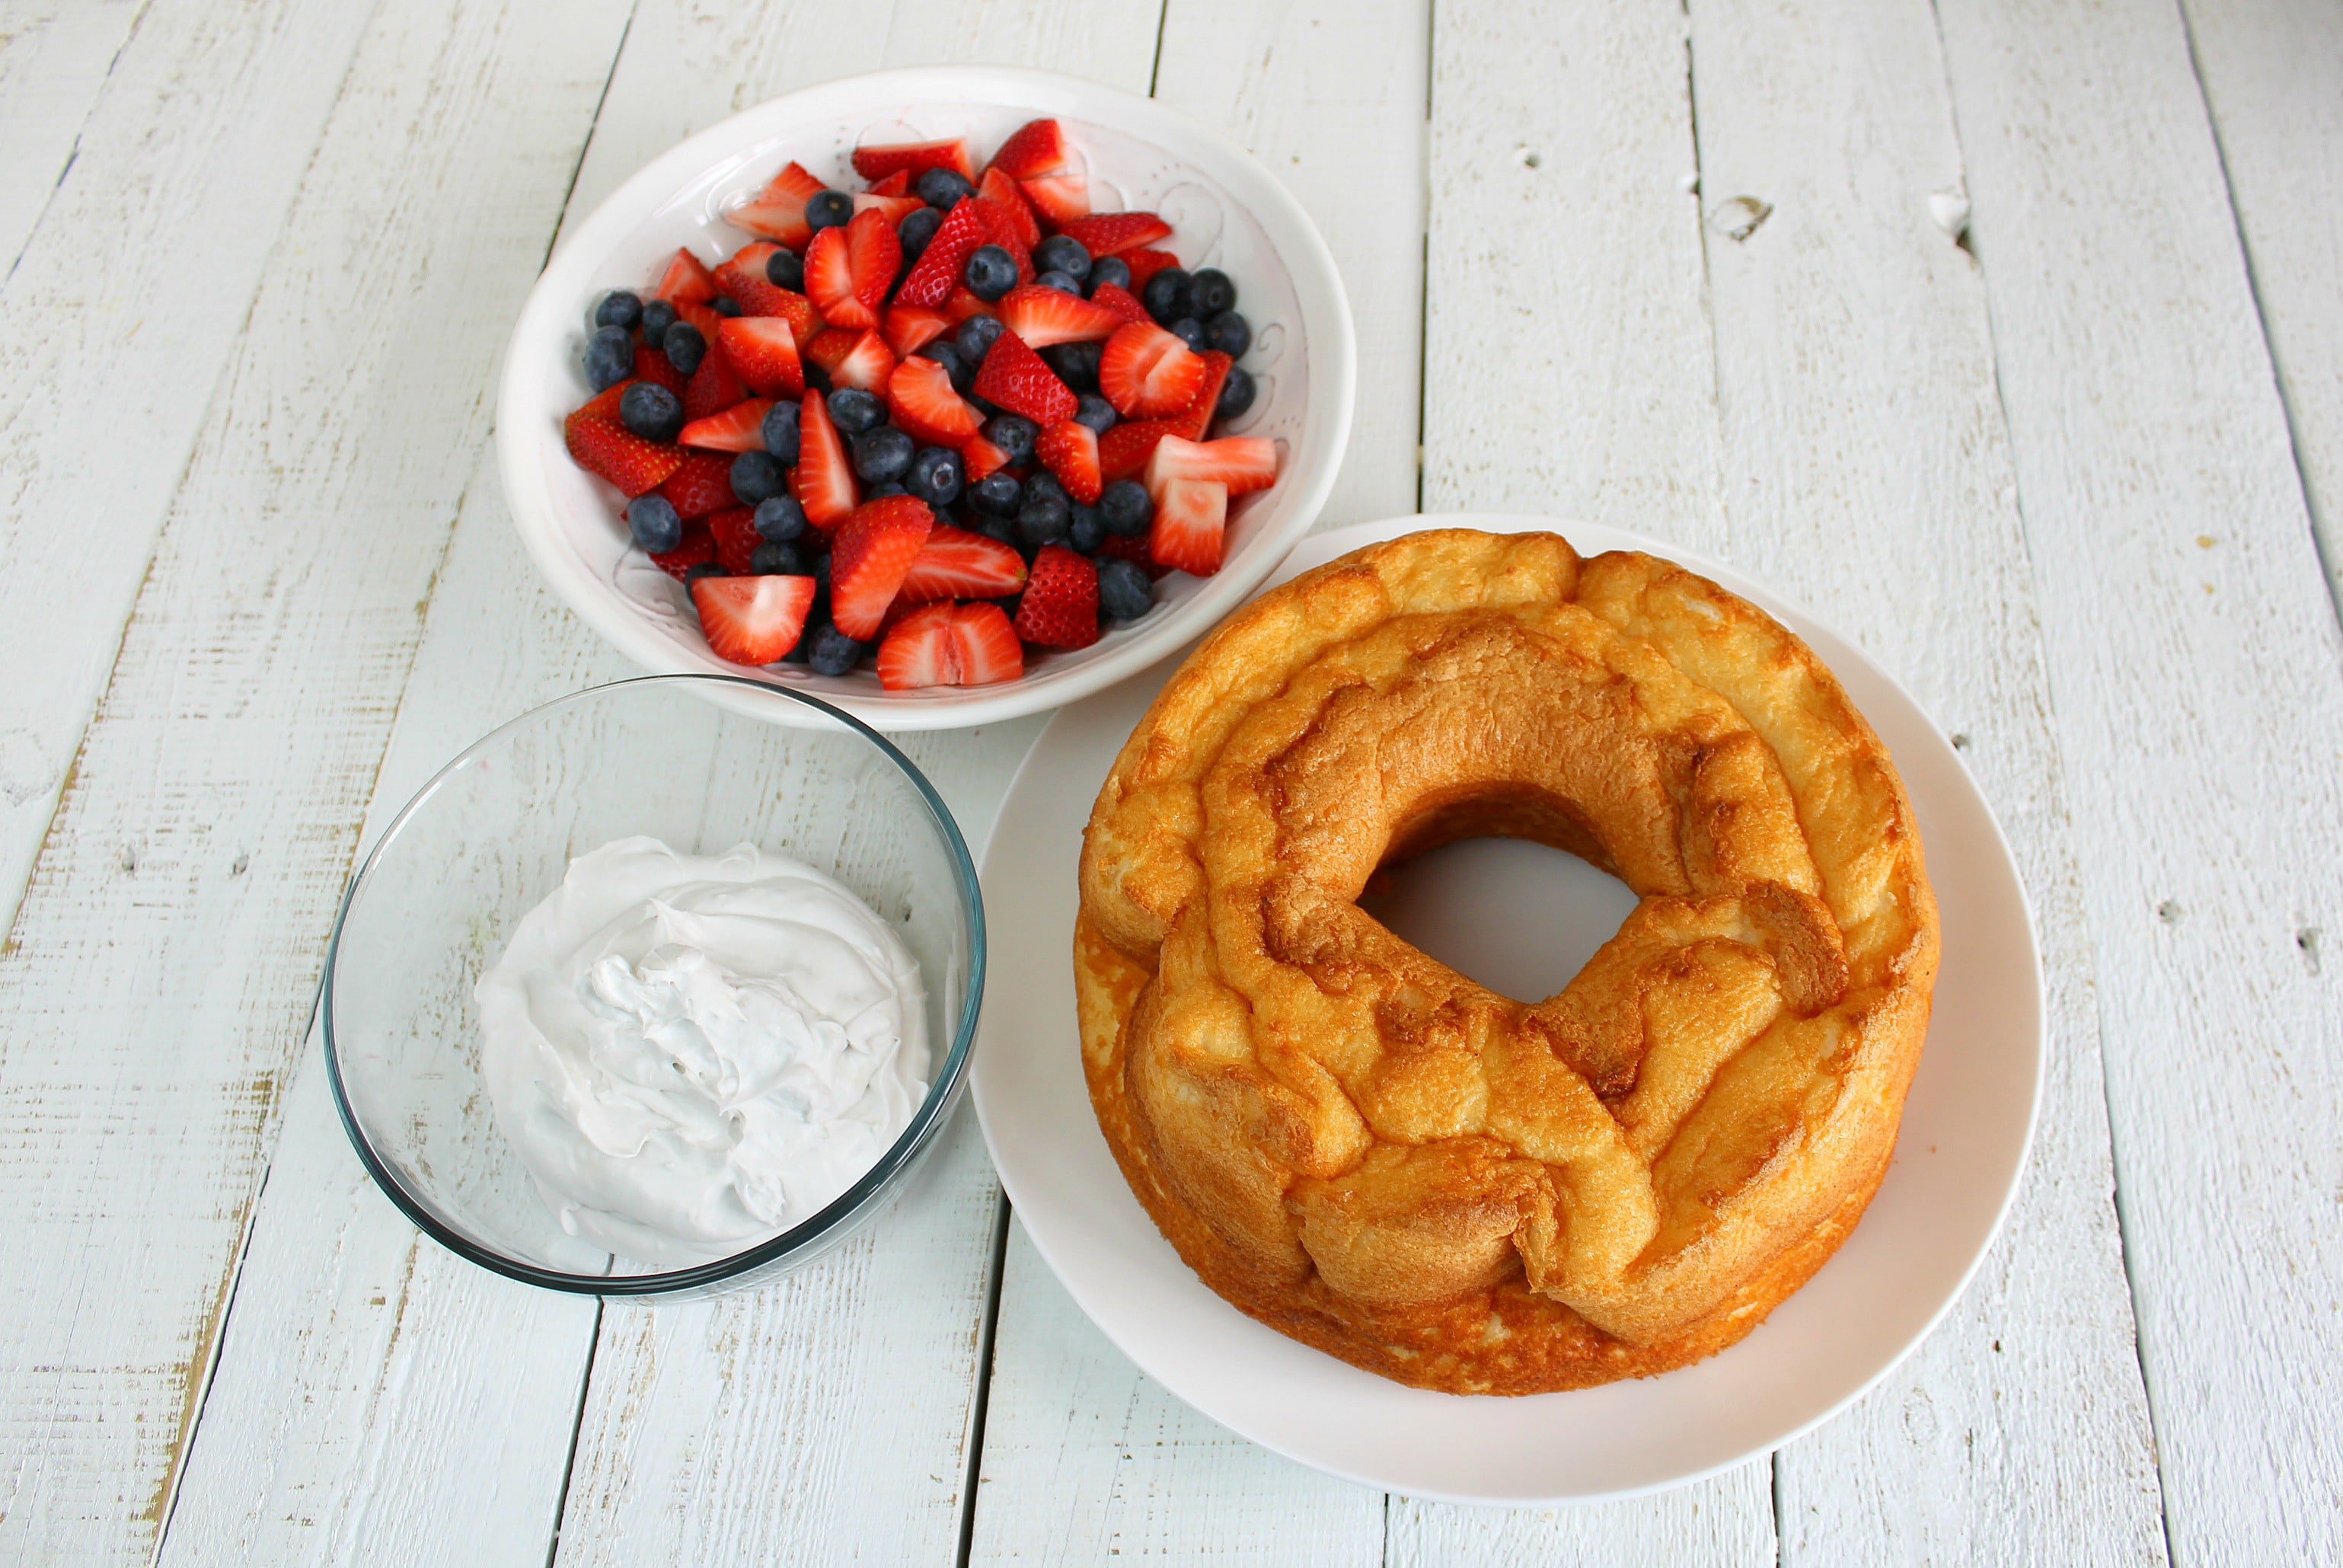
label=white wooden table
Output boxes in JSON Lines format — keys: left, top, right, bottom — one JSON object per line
{"left": 4, "top": 0, "right": 2338, "bottom": 1560}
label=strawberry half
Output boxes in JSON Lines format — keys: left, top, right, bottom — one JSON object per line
{"left": 828, "top": 494, "right": 936, "bottom": 639}
{"left": 1167, "top": 350, "right": 1234, "bottom": 439}
{"left": 945, "top": 285, "right": 994, "bottom": 322}
{"left": 709, "top": 505, "right": 762, "bottom": 574}
{"left": 853, "top": 191, "right": 929, "bottom": 226}
{"left": 1122, "top": 247, "right": 1182, "bottom": 291}
{"left": 650, "top": 519, "right": 716, "bottom": 579}
{"left": 654, "top": 247, "right": 717, "bottom": 305}
{"left": 633, "top": 343, "right": 688, "bottom": 396}
{"left": 692, "top": 573, "right": 818, "bottom": 666}
{"left": 897, "top": 524, "right": 1029, "bottom": 603}
{"left": 887, "top": 355, "right": 983, "bottom": 449}
{"left": 1144, "top": 434, "right": 1277, "bottom": 498}
{"left": 1036, "top": 419, "right": 1103, "bottom": 504}
{"left": 883, "top": 302, "right": 954, "bottom": 359}
{"left": 683, "top": 342, "right": 749, "bottom": 421}
{"left": 678, "top": 398, "right": 776, "bottom": 452}
{"left": 714, "top": 246, "right": 816, "bottom": 328}
{"left": 988, "top": 118, "right": 1071, "bottom": 180}
{"left": 876, "top": 602, "right": 1025, "bottom": 689}
{"left": 1098, "top": 418, "right": 1179, "bottom": 482}
{"left": 977, "top": 167, "right": 1042, "bottom": 249}
{"left": 674, "top": 299, "right": 723, "bottom": 344}
{"left": 1018, "top": 173, "right": 1089, "bottom": 229}
{"left": 1012, "top": 544, "right": 1100, "bottom": 649}
{"left": 570, "top": 382, "right": 630, "bottom": 423}
{"left": 962, "top": 433, "right": 1013, "bottom": 481}
{"left": 1087, "top": 281, "right": 1152, "bottom": 326}
{"left": 825, "top": 328, "right": 897, "bottom": 394}
{"left": 805, "top": 208, "right": 900, "bottom": 331}
{"left": 851, "top": 137, "right": 974, "bottom": 184}
{"left": 790, "top": 388, "right": 857, "bottom": 531}
{"left": 865, "top": 169, "right": 911, "bottom": 197}
{"left": 950, "top": 602, "right": 1025, "bottom": 685}
{"left": 892, "top": 197, "right": 991, "bottom": 308}
{"left": 973, "top": 198, "right": 1034, "bottom": 283}
{"left": 997, "top": 284, "right": 1122, "bottom": 348}
{"left": 657, "top": 450, "right": 738, "bottom": 519}
{"left": 1059, "top": 212, "right": 1172, "bottom": 258}
{"left": 716, "top": 317, "right": 805, "bottom": 398}
{"left": 729, "top": 161, "right": 826, "bottom": 250}
{"left": 1098, "top": 321, "right": 1206, "bottom": 418}
{"left": 974, "top": 330, "right": 1077, "bottom": 425}
{"left": 566, "top": 410, "right": 682, "bottom": 497}
{"left": 1149, "top": 477, "right": 1227, "bottom": 576}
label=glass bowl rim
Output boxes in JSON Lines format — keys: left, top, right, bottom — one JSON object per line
{"left": 320, "top": 671, "right": 987, "bottom": 1295}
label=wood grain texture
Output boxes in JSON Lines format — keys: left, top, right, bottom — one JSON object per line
{"left": 0, "top": 0, "right": 634, "bottom": 1557}
{"left": 1386, "top": 1474, "right": 1775, "bottom": 1567}
{"left": 0, "top": 0, "right": 142, "bottom": 270}
{"left": 1933, "top": 0, "right": 2343, "bottom": 1558}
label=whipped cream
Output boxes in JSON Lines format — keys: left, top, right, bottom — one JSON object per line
{"left": 477, "top": 836, "right": 927, "bottom": 1268}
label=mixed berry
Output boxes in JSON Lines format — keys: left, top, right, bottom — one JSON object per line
{"left": 560, "top": 118, "right": 1280, "bottom": 688}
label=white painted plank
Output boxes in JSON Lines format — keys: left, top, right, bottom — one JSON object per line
{"left": 0, "top": 0, "right": 381, "bottom": 932}
{"left": 0, "top": 0, "right": 636, "bottom": 1557}
{"left": 1933, "top": 0, "right": 2343, "bottom": 1559}
{"left": 0, "top": 0, "right": 142, "bottom": 270}
{"left": 1681, "top": 0, "right": 2166, "bottom": 1560}
{"left": 1388, "top": 1474, "right": 1775, "bottom": 1568}
{"left": 2182, "top": 0, "right": 2343, "bottom": 608}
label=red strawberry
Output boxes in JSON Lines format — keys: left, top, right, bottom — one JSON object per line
{"left": 883, "top": 302, "right": 953, "bottom": 359}
{"left": 962, "top": 433, "right": 1012, "bottom": 481}
{"left": 1060, "top": 212, "right": 1172, "bottom": 258}
{"left": 1167, "top": 350, "right": 1233, "bottom": 439}
{"left": 1098, "top": 417, "right": 1179, "bottom": 482}
{"left": 790, "top": 388, "right": 856, "bottom": 531}
{"left": 1012, "top": 544, "right": 1100, "bottom": 649}
{"left": 713, "top": 247, "right": 815, "bottom": 326}
{"left": 852, "top": 137, "right": 974, "bottom": 183}
{"left": 654, "top": 247, "right": 717, "bottom": 305}
{"left": 887, "top": 356, "right": 983, "bottom": 448}
{"left": 950, "top": 602, "right": 1025, "bottom": 685}
{"left": 708, "top": 505, "right": 762, "bottom": 574}
{"left": 678, "top": 398, "right": 776, "bottom": 452}
{"left": 1036, "top": 420, "right": 1103, "bottom": 504}
{"left": 1087, "top": 281, "right": 1151, "bottom": 326}
{"left": 893, "top": 198, "right": 989, "bottom": 308}
{"left": 684, "top": 341, "right": 749, "bottom": 421}
{"left": 945, "top": 285, "right": 994, "bottom": 322}
{"left": 1099, "top": 321, "right": 1206, "bottom": 417}
{"left": 977, "top": 167, "right": 1042, "bottom": 249}
{"left": 988, "top": 119, "right": 1071, "bottom": 180}
{"left": 1018, "top": 173, "right": 1089, "bottom": 229}
{"left": 826, "top": 328, "right": 896, "bottom": 393}
{"left": 1122, "top": 247, "right": 1182, "bottom": 291}
{"left": 650, "top": 519, "right": 716, "bottom": 579}
{"left": 633, "top": 343, "right": 688, "bottom": 396}
{"left": 716, "top": 317, "right": 805, "bottom": 398}
{"left": 570, "top": 382, "right": 631, "bottom": 423}
{"left": 975, "top": 331, "right": 1077, "bottom": 425}
{"left": 1149, "top": 477, "right": 1227, "bottom": 575}
{"left": 897, "top": 524, "right": 1029, "bottom": 603}
{"left": 866, "top": 168, "right": 911, "bottom": 197}
{"left": 1144, "top": 434, "right": 1276, "bottom": 499}
{"left": 674, "top": 299, "right": 723, "bottom": 343}
{"left": 854, "top": 191, "right": 929, "bottom": 226}
{"left": 997, "top": 284, "right": 1122, "bottom": 348}
{"left": 1095, "top": 528, "right": 1167, "bottom": 578}
{"left": 876, "top": 602, "right": 959, "bottom": 690}
{"left": 566, "top": 414, "right": 683, "bottom": 497}
{"left": 973, "top": 197, "right": 1034, "bottom": 283}
{"left": 806, "top": 209, "right": 900, "bottom": 331}
{"left": 802, "top": 326, "right": 858, "bottom": 380}
{"left": 828, "top": 495, "right": 936, "bottom": 639}
{"left": 692, "top": 573, "right": 818, "bottom": 666}
{"left": 657, "top": 450, "right": 738, "bottom": 519}
{"left": 729, "top": 161, "right": 825, "bottom": 250}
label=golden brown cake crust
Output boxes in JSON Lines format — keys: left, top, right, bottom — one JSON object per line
{"left": 1075, "top": 529, "right": 1938, "bottom": 1394}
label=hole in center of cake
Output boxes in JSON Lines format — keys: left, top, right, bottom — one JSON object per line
{"left": 1357, "top": 835, "right": 1640, "bottom": 1004}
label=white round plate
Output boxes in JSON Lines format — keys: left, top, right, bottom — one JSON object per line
{"left": 497, "top": 65, "right": 1355, "bottom": 731}
{"left": 971, "top": 513, "right": 2043, "bottom": 1504}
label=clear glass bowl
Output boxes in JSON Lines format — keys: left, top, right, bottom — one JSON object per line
{"left": 321, "top": 674, "right": 983, "bottom": 1295}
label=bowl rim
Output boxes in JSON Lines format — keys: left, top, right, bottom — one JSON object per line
{"left": 321, "top": 672, "right": 987, "bottom": 1294}
{"left": 496, "top": 62, "right": 1358, "bottom": 731}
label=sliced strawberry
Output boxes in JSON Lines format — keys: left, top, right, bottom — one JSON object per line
{"left": 654, "top": 247, "right": 717, "bottom": 305}
{"left": 977, "top": 167, "right": 1042, "bottom": 249}
{"left": 790, "top": 388, "right": 856, "bottom": 531}
{"left": 865, "top": 169, "right": 911, "bottom": 197}
{"left": 852, "top": 137, "right": 974, "bottom": 183}
{"left": 650, "top": 519, "right": 717, "bottom": 579}
{"left": 962, "top": 433, "right": 1013, "bottom": 481}
{"left": 1060, "top": 212, "right": 1172, "bottom": 258}
{"left": 684, "top": 341, "right": 749, "bottom": 422}
{"left": 945, "top": 285, "right": 994, "bottom": 322}
{"left": 997, "top": 284, "right": 1122, "bottom": 349}
{"left": 716, "top": 317, "right": 805, "bottom": 398}
{"left": 1096, "top": 528, "right": 1168, "bottom": 578}
{"left": 1122, "top": 247, "right": 1182, "bottom": 291}
{"left": 898, "top": 524, "right": 1029, "bottom": 603}
{"left": 1144, "top": 434, "right": 1277, "bottom": 499}
{"left": 1036, "top": 420, "right": 1103, "bottom": 504}
{"left": 570, "top": 382, "right": 631, "bottom": 424}
{"left": 973, "top": 197, "right": 1034, "bottom": 283}
{"left": 988, "top": 119, "right": 1071, "bottom": 180}
{"left": 1149, "top": 477, "right": 1227, "bottom": 576}
{"left": 1018, "top": 172, "right": 1089, "bottom": 229}
{"left": 854, "top": 190, "right": 929, "bottom": 226}
{"left": 802, "top": 326, "right": 859, "bottom": 381}
{"left": 1087, "top": 281, "right": 1152, "bottom": 326}
{"left": 828, "top": 494, "right": 937, "bottom": 639}
{"left": 566, "top": 413, "right": 683, "bottom": 497}
{"left": 674, "top": 298, "right": 723, "bottom": 344}
{"left": 692, "top": 573, "right": 818, "bottom": 666}
{"left": 633, "top": 343, "right": 688, "bottom": 396}
{"left": 714, "top": 247, "right": 816, "bottom": 327}
{"left": 1099, "top": 321, "right": 1206, "bottom": 418}
{"left": 1098, "top": 417, "right": 1179, "bottom": 482}
{"left": 876, "top": 602, "right": 959, "bottom": 690}
{"left": 949, "top": 602, "right": 1025, "bottom": 685}
{"left": 678, "top": 398, "right": 777, "bottom": 452}
{"left": 806, "top": 209, "right": 900, "bottom": 331}
{"left": 1012, "top": 544, "right": 1100, "bottom": 649}
{"left": 825, "top": 327, "right": 896, "bottom": 394}
{"left": 975, "top": 331, "right": 1077, "bottom": 425}
{"left": 729, "top": 161, "right": 826, "bottom": 250}
{"left": 708, "top": 505, "right": 762, "bottom": 575}
{"left": 657, "top": 450, "right": 738, "bottom": 519}
{"left": 887, "top": 355, "right": 983, "bottom": 449}
{"left": 883, "top": 302, "right": 954, "bottom": 359}
{"left": 893, "top": 197, "right": 989, "bottom": 308}
{"left": 1167, "top": 350, "right": 1233, "bottom": 439}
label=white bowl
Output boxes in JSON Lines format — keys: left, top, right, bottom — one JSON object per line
{"left": 497, "top": 66, "right": 1356, "bottom": 731}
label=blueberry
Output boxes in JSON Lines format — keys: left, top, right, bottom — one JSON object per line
{"left": 662, "top": 321, "right": 706, "bottom": 376}
{"left": 852, "top": 425, "right": 915, "bottom": 483}
{"left": 1033, "top": 235, "right": 1091, "bottom": 280}
{"left": 956, "top": 314, "right": 1004, "bottom": 366}
{"left": 1074, "top": 393, "right": 1118, "bottom": 435}
{"left": 827, "top": 387, "right": 884, "bottom": 435}
{"left": 683, "top": 560, "right": 726, "bottom": 586}
{"left": 1188, "top": 268, "right": 1237, "bottom": 317}
{"left": 640, "top": 298, "right": 677, "bottom": 342}
{"left": 1041, "top": 340, "right": 1100, "bottom": 392}
{"left": 1203, "top": 309, "right": 1251, "bottom": 358}
{"left": 1023, "top": 470, "right": 1068, "bottom": 509}
{"left": 1069, "top": 505, "right": 1106, "bottom": 554}
{"left": 754, "top": 495, "right": 807, "bottom": 541}
{"left": 762, "top": 400, "right": 802, "bottom": 463}
{"left": 975, "top": 513, "right": 1020, "bottom": 551}
{"left": 919, "top": 339, "right": 969, "bottom": 391}
{"left": 625, "top": 493, "right": 683, "bottom": 552}
{"left": 1097, "top": 557, "right": 1154, "bottom": 622}
{"left": 982, "top": 414, "right": 1037, "bottom": 466}
{"left": 1167, "top": 317, "right": 1205, "bottom": 352}
{"left": 968, "top": 471, "right": 1022, "bottom": 518}
{"left": 765, "top": 248, "right": 805, "bottom": 291}
{"left": 731, "top": 450, "right": 785, "bottom": 504}
{"left": 1015, "top": 490, "right": 1072, "bottom": 549}
{"left": 962, "top": 244, "right": 1017, "bottom": 302}
{"left": 585, "top": 325, "right": 634, "bottom": 390}
{"left": 1087, "top": 255, "right": 1132, "bottom": 295}
{"left": 907, "top": 445, "right": 964, "bottom": 507}
{"left": 866, "top": 478, "right": 908, "bottom": 498}
{"left": 1142, "top": 267, "right": 1192, "bottom": 325}
{"left": 916, "top": 167, "right": 976, "bottom": 210}
{"left": 620, "top": 382, "right": 684, "bottom": 442}
{"left": 1215, "top": 365, "right": 1256, "bottom": 420}
{"left": 897, "top": 206, "right": 942, "bottom": 258}
{"left": 750, "top": 538, "right": 806, "bottom": 576}
{"left": 1036, "top": 270, "right": 1082, "bottom": 295}
{"left": 811, "top": 551, "right": 832, "bottom": 601}
{"left": 807, "top": 622, "right": 865, "bottom": 675}
{"left": 806, "top": 190, "right": 852, "bottom": 232}
{"left": 711, "top": 295, "right": 742, "bottom": 318}
{"left": 595, "top": 289, "right": 643, "bottom": 331}
{"left": 1099, "top": 478, "right": 1152, "bottom": 536}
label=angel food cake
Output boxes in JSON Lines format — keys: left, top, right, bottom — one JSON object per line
{"left": 1073, "top": 529, "right": 1939, "bottom": 1393}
